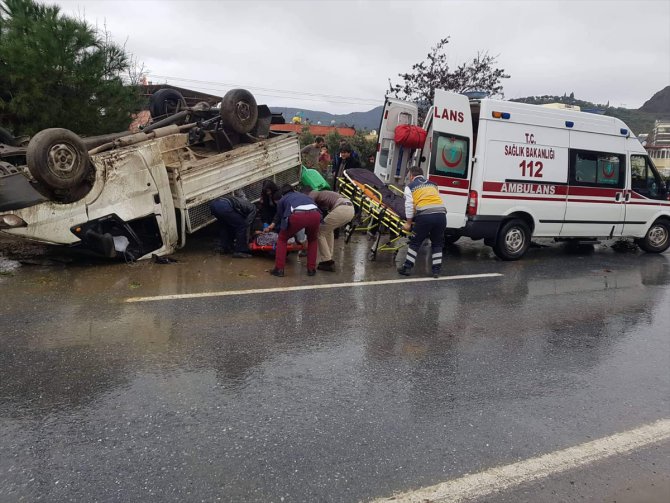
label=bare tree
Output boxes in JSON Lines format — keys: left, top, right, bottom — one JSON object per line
{"left": 389, "top": 37, "right": 510, "bottom": 119}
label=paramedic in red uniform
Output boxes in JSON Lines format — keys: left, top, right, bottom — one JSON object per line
{"left": 265, "top": 185, "right": 321, "bottom": 277}
{"left": 398, "top": 166, "right": 447, "bottom": 278}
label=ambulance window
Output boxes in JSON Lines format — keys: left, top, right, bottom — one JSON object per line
{"left": 631, "top": 155, "right": 667, "bottom": 200}
{"left": 379, "top": 138, "right": 393, "bottom": 168}
{"left": 430, "top": 133, "right": 469, "bottom": 179}
{"left": 569, "top": 150, "right": 624, "bottom": 188}
{"left": 398, "top": 112, "right": 412, "bottom": 125}
{"left": 386, "top": 111, "right": 413, "bottom": 133}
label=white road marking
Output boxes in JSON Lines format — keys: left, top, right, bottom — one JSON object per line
{"left": 124, "top": 273, "right": 502, "bottom": 303}
{"left": 371, "top": 418, "right": 670, "bottom": 503}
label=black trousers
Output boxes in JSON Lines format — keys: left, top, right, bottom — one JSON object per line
{"left": 210, "top": 202, "right": 251, "bottom": 253}
{"left": 404, "top": 212, "right": 446, "bottom": 271}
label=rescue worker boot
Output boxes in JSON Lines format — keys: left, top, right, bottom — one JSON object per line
{"left": 431, "top": 267, "right": 441, "bottom": 279}
{"left": 397, "top": 264, "right": 413, "bottom": 276}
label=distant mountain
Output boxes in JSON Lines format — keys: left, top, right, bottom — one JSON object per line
{"left": 510, "top": 90, "right": 669, "bottom": 135}
{"left": 639, "top": 86, "right": 670, "bottom": 115}
{"left": 269, "top": 106, "right": 383, "bottom": 131}
{"left": 270, "top": 87, "right": 669, "bottom": 136}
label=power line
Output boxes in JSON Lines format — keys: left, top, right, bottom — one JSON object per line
{"left": 145, "top": 73, "right": 382, "bottom": 106}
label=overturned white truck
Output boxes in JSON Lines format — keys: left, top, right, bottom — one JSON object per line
{"left": 0, "top": 89, "right": 301, "bottom": 260}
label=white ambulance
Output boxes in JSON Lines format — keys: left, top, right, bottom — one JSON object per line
{"left": 375, "top": 90, "right": 670, "bottom": 260}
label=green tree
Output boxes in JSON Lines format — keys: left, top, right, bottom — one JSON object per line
{"left": 0, "top": 0, "right": 142, "bottom": 136}
{"left": 299, "top": 124, "right": 315, "bottom": 147}
{"left": 324, "top": 130, "right": 377, "bottom": 171}
{"left": 389, "top": 37, "right": 510, "bottom": 120}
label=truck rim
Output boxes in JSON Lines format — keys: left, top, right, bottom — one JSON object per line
{"left": 48, "top": 142, "right": 79, "bottom": 179}
{"left": 236, "top": 101, "right": 251, "bottom": 121}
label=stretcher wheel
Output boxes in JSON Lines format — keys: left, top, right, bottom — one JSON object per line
{"left": 344, "top": 223, "right": 355, "bottom": 244}
{"left": 368, "top": 250, "right": 377, "bottom": 261}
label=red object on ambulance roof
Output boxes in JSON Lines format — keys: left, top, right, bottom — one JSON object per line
{"left": 394, "top": 124, "right": 427, "bottom": 149}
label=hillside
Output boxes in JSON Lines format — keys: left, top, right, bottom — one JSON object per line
{"left": 269, "top": 87, "right": 669, "bottom": 136}
{"left": 507, "top": 89, "right": 669, "bottom": 135}
{"left": 639, "top": 86, "right": 670, "bottom": 114}
{"left": 269, "top": 106, "right": 383, "bottom": 131}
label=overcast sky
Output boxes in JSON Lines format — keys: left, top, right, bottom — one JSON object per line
{"left": 53, "top": 0, "right": 669, "bottom": 114}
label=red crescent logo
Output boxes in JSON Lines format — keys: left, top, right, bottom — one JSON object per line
{"left": 441, "top": 145, "right": 463, "bottom": 168}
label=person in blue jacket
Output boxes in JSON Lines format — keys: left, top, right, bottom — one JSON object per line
{"left": 264, "top": 185, "right": 321, "bottom": 277}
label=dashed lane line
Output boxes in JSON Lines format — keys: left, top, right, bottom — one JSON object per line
{"left": 124, "top": 272, "right": 502, "bottom": 303}
{"left": 371, "top": 418, "right": 670, "bottom": 503}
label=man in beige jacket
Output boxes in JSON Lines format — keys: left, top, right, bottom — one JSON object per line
{"left": 307, "top": 189, "right": 355, "bottom": 272}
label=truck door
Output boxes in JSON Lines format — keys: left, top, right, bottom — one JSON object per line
{"left": 374, "top": 98, "right": 418, "bottom": 183}
{"left": 426, "top": 89, "right": 473, "bottom": 231}
{"left": 560, "top": 142, "right": 626, "bottom": 238}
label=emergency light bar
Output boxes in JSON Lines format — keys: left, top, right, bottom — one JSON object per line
{"left": 492, "top": 111, "right": 511, "bottom": 119}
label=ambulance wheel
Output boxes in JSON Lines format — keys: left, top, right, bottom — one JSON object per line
{"left": 444, "top": 232, "right": 460, "bottom": 245}
{"left": 220, "top": 89, "right": 258, "bottom": 134}
{"left": 636, "top": 220, "right": 670, "bottom": 253}
{"left": 493, "top": 219, "right": 530, "bottom": 260}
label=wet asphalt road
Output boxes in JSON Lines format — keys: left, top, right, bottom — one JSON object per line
{"left": 0, "top": 233, "right": 669, "bottom": 502}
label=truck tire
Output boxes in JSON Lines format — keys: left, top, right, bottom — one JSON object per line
{"left": 493, "top": 218, "right": 531, "bottom": 260}
{"left": 220, "top": 89, "right": 258, "bottom": 134}
{"left": 636, "top": 220, "right": 670, "bottom": 253}
{"left": 26, "top": 128, "right": 91, "bottom": 191}
{"left": 0, "top": 127, "right": 16, "bottom": 146}
{"left": 149, "top": 88, "right": 186, "bottom": 118}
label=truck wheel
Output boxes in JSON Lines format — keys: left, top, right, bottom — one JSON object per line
{"left": 0, "top": 127, "right": 16, "bottom": 146}
{"left": 636, "top": 220, "right": 670, "bottom": 253}
{"left": 26, "top": 128, "right": 91, "bottom": 191}
{"left": 220, "top": 89, "right": 258, "bottom": 134}
{"left": 149, "top": 88, "right": 186, "bottom": 118}
{"left": 493, "top": 219, "right": 531, "bottom": 260}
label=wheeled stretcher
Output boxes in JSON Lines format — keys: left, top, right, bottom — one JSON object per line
{"left": 337, "top": 168, "right": 411, "bottom": 260}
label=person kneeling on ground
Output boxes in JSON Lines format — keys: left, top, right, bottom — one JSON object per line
{"left": 210, "top": 195, "right": 257, "bottom": 258}
{"left": 306, "top": 188, "right": 355, "bottom": 272}
{"left": 265, "top": 185, "right": 321, "bottom": 277}
{"left": 398, "top": 166, "right": 447, "bottom": 278}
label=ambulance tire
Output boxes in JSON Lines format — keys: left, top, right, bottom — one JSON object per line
{"left": 493, "top": 219, "right": 531, "bottom": 261}
{"left": 444, "top": 233, "right": 460, "bottom": 245}
{"left": 636, "top": 220, "right": 670, "bottom": 253}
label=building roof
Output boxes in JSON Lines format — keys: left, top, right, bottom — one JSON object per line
{"left": 269, "top": 124, "right": 356, "bottom": 137}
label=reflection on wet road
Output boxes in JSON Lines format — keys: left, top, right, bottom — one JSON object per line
{"left": 1, "top": 237, "right": 669, "bottom": 502}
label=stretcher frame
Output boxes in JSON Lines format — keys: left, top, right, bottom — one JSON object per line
{"left": 249, "top": 239, "right": 305, "bottom": 253}
{"left": 336, "top": 171, "right": 411, "bottom": 261}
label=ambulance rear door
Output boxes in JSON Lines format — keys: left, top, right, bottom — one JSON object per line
{"left": 374, "top": 98, "right": 418, "bottom": 183}
{"left": 426, "top": 89, "right": 473, "bottom": 230}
